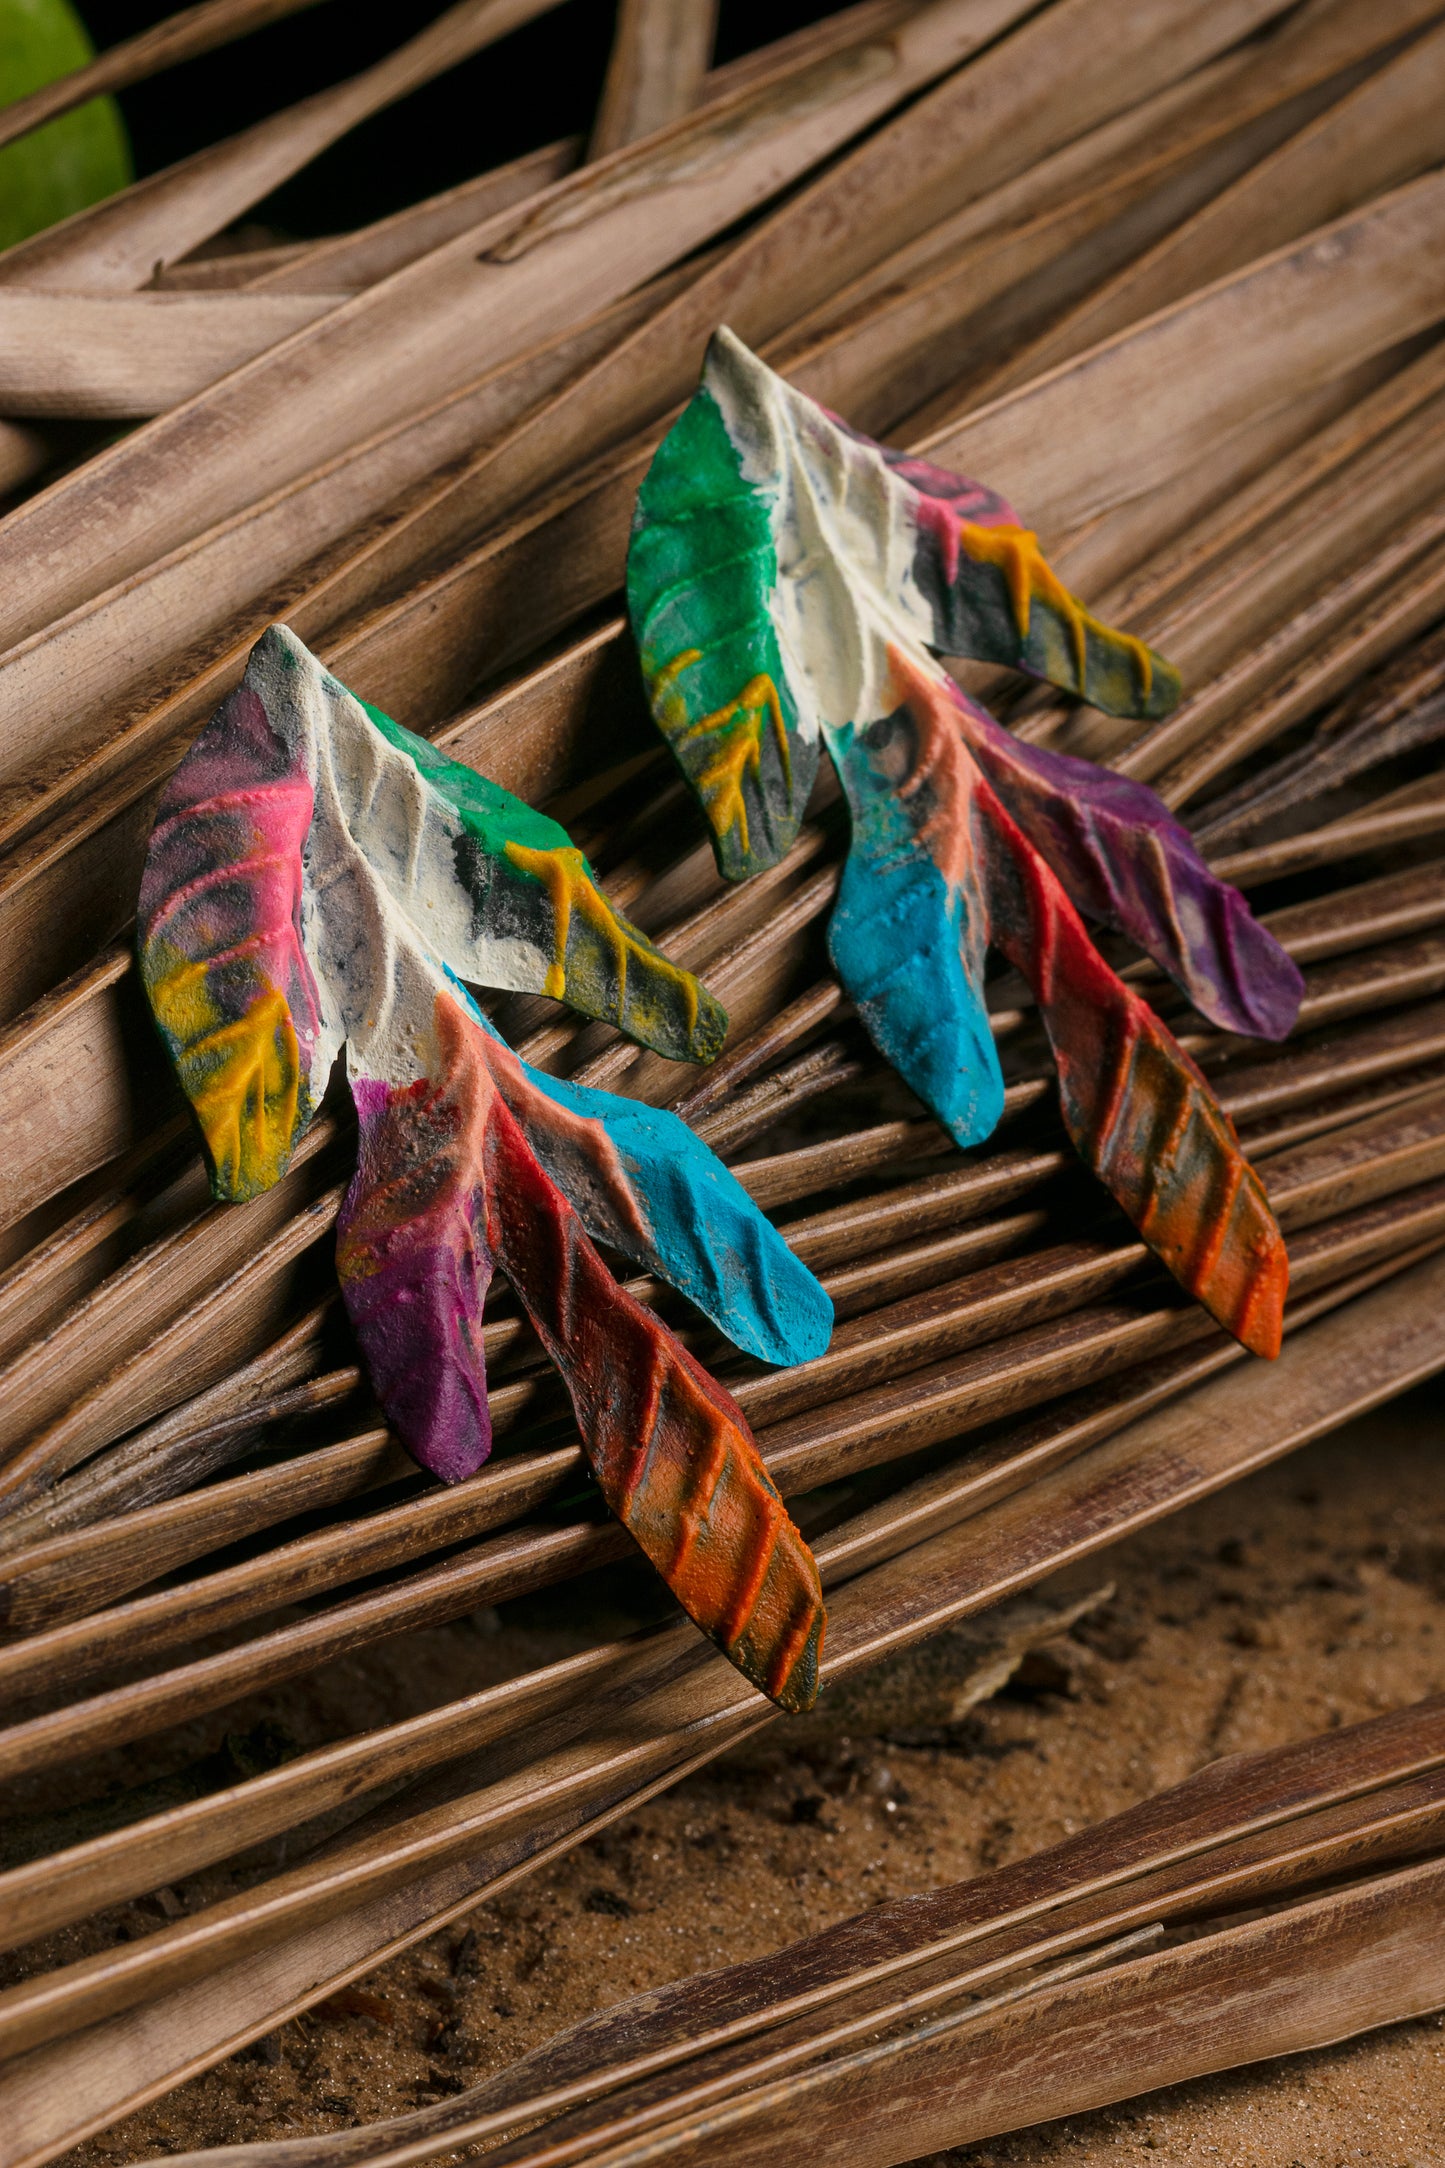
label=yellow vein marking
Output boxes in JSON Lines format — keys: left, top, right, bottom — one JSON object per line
{"left": 503, "top": 840, "right": 700, "bottom": 1039}
{"left": 150, "top": 955, "right": 300, "bottom": 1194}
{"left": 677, "top": 671, "right": 791, "bottom": 858}
{"left": 958, "top": 521, "right": 1154, "bottom": 698}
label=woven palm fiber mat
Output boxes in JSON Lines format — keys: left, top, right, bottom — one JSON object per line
{"left": 9, "top": 1385, "right": 1440, "bottom": 2168}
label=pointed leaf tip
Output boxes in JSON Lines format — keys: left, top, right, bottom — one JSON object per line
{"left": 977, "top": 772, "right": 1289, "bottom": 1358}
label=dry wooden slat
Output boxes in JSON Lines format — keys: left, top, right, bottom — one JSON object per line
{"left": 1247, "top": 1067, "right": 1445, "bottom": 1161}
{"left": 1142, "top": 383, "right": 1445, "bottom": 692}
{"left": 0, "top": 0, "right": 333, "bottom": 156}
{"left": 806, "top": 0, "right": 1445, "bottom": 419}
{"left": 807, "top": 1231, "right": 1445, "bottom": 1654}
{"left": 0, "top": 0, "right": 571, "bottom": 294}
{"left": 1088, "top": 334, "right": 1445, "bottom": 643}
{"left": 0, "top": 1117, "right": 195, "bottom": 1368}
{"left": 1195, "top": 620, "right": 1445, "bottom": 841}
{"left": 917, "top": 168, "right": 1445, "bottom": 539}
{"left": 0, "top": 843, "right": 1430, "bottom": 1503}
{"left": 819, "top": 1248, "right": 1441, "bottom": 1592}
{"left": 451, "top": 1852, "right": 1445, "bottom": 2168}
{"left": 1256, "top": 862, "right": 1445, "bottom": 966}
{"left": 0, "top": 1269, "right": 1379, "bottom": 1969}
{"left": 1211, "top": 771, "right": 1445, "bottom": 887}
{"left": 0, "top": 290, "right": 345, "bottom": 420}
{"left": 0, "top": 1363, "right": 363, "bottom": 1571}
{"left": 773, "top": 40, "right": 1249, "bottom": 351}
{"left": 0, "top": 1316, "right": 360, "bottom": 1556}
{"left": 563, "top": 1860, "right": 1445, "bottom": 2168}
{"left": 0, "top": 1622, "right": 691, "bottom": 1962}
{"left": 589, "top": 0, "right": 719, "bottom": 159}
{"left": 843, "top": 0, "right": 1445, "bottom": 435}
{"left": 971, "top": 12, "right": 1445, "bottom": 405}
{"left": 0, "top": 56, "right": 1426, "bottom": 1046}
{"left": 0, "top": 1723, "right": 757, "bottom": 2168}
{"left": 247, "top": 1773, "right": 1445, "bottom": 2168}
{"left": 38, "top": 1606, "right": 1445, "bottom": 2168}
{"left": 1023, "top": 344, "right": 1421, "bottom": 649}
{"left": 240, "top": 139, "right": 580, "bottom": 295}
{"left": 154, "top": 240, "right": 316, "bottom": 290}
{"left": 0, "top": 424, "right": 47, "bottom": 497}
{"left": 0, "top": 1419, "right": 442, "bottom": 1640}
{"left": 0, "top": 1243, "right": 1438, "bottom": 2109}
{"left": 0, "top": 261, "right": 707, "bottom": 898}
{"left": 244, "top": 5, "right": 924, "bottom": 299}
{"left": 700, "top": 0, "right": 922, "bottom": 99}
{"left": 776, "top": 58, "right": 1331, "bottom": 436}
{"left": 1017, "top": 334, "right": 1445, "bottom": 759}
{"left": 0, "top": 1134, "right": 338, "bottom": 1471}
{"left": 672, "top": 980, "right": 848, "bottom": 1120}
{"left": 762, "top": 1188, "right": 1445, "bottom": 1502}
{"left": 1028, "top": 491, "right": 1445, "bottom": 792}
{"left": 115, "top": 1756, "right": 1445, "bottom": 2168}
{"left": 0, "top": 1185, "right": 345, "bottom": 1513}
{"left": 1284, "top": 926, "right": 1445, "bottom": 1037}
{"left": 0, "top": 0, "right": 1036, "bottom": 651}
{"left": 1140, "top": 527, "right": 1445, "bottom": 805}
{"left": 0, "top": 1154, "right": 1433, "bottom": 1793}
{"left": 0, "top": 949, "right": 145, "bottom": 1238}
{"left": 1212, "top": 1001, "right": 1445, "bottom": 1129}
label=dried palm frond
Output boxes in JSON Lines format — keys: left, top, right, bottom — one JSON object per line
{"left": 0, "top": 1, "right": 1442, "bottom": 2158}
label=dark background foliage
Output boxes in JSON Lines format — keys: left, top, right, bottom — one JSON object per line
{"left": 74, "top": 1, "right": 840, "bottom": 236}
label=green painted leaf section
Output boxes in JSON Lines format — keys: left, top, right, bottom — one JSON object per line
{"left": 356, "top": 696, "right": 728, "bottom": 1066}
{"left": 627, "top": 386, "right": 815, "bottom": 879}
{"left": 0, "top": 0, "right": 132, "bottom": 250}
{"left": 359, "top": 697, "right": 575, "bottom": 860}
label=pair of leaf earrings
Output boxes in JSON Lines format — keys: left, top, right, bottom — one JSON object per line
{"left": 139, "top": 331, "right": 1301, "bottom": 1714}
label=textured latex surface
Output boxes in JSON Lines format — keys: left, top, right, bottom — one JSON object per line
{"left": 139, "top": 625, "right": 831, "bottom": 1710}
{"left": 631, "top": 334, "right": 1300, "bottom": 1359}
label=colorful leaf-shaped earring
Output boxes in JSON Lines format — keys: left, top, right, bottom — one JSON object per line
{"left": 629, "top": 329, "right": 1306, "bottom": 1361}
{"left": 138, "top": 624, "right": 833, "bottom": 1711}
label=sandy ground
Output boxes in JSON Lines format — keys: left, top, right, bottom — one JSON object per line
{"left": 32, "top": 1381, "right": 1445, "bottom": 2166}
